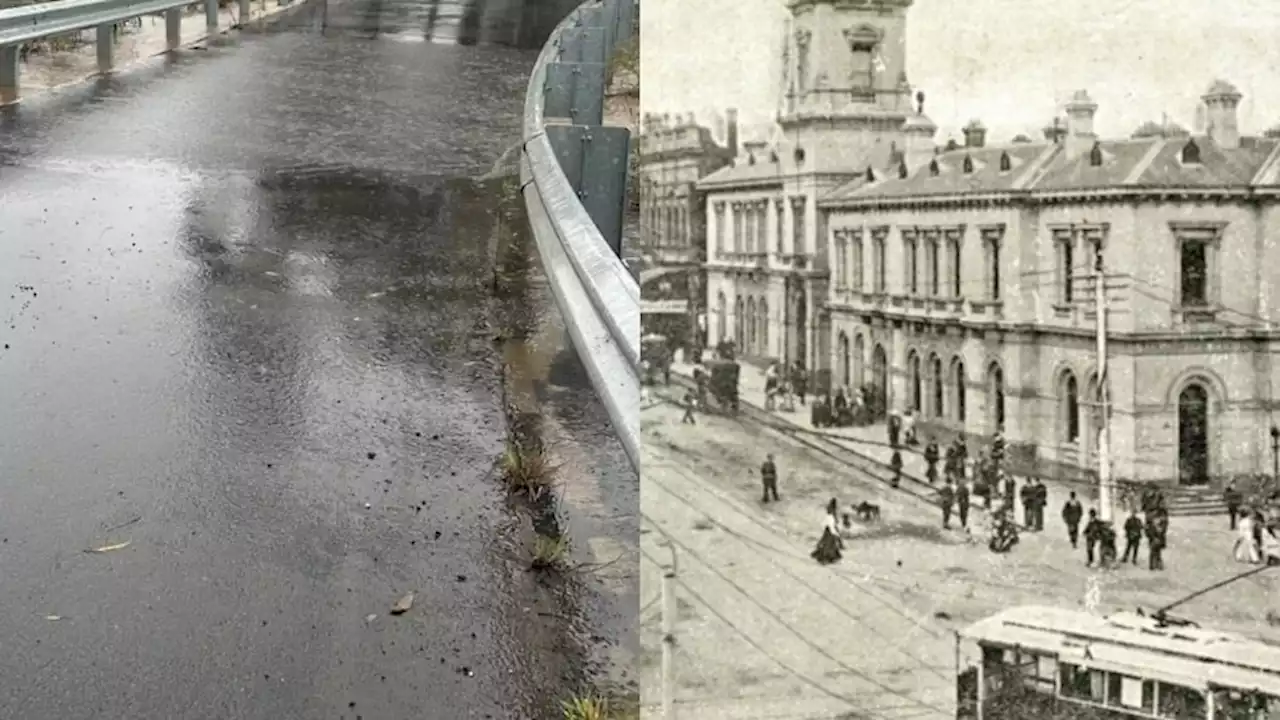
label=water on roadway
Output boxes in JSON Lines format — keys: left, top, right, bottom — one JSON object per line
{"left": 0, "top": 0, "right": 635, "bottom": 717}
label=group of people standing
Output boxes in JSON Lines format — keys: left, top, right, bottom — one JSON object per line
{"left": 1224, "top": 479, "right": 1280, "bottom": 564}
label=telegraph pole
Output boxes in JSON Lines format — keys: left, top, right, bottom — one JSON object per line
{"left": 1095, "top": 243, "right": 1115, "bottom": 525}
{"left": 661, "top": 543, "right": 678, "bottom": 718}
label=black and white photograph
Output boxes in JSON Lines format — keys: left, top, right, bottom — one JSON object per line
{"left": 638, "top": 0, "right": 1280, "bottom": 717}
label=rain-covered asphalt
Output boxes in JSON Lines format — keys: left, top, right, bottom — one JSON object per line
{"left": 0, "top": 0, "right": 635, "bottom": 718}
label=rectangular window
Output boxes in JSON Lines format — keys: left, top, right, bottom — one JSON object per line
{"left": 1058, "top": 235, "right": 1074, "bottom": 303}
{"left": 833, "top": 232, "right": 847, "bottom": 289}
{"left": 949, "top": 238, "right": 962, "bottom": 297}
{"left": 927, "top": 238, "right": 940, "bottom": 296}
{"left": 792, "top": 199, "right": 806, "bottom": 255}
{"left": 1059, "top": 663, "right": 1105, "bottom": 704}
{"left": 851, "top": 234, "right": 864, "bottom": 291}
{"left": 775, "top": 201, "right": 784, "bottom": 254}
{"left": 745, "top": 205, "right": 756, "bottom": 253}
{"left": 873, "top": 232, "right": 887, "bottom": 293}
{"left": 1107, "top": 674, "right": 1154, "bottom": 712}
{"left": 905, "top": 237, "right": 919, "bottom": 294}
{"left": 1180, "top": 239, "right": 1208, "bottom": 307}
{"left": 732, "top": 205, "right": 743, "bottom": 253}
{"left": 714, "top": 204, "right": 725, "bottom": 257}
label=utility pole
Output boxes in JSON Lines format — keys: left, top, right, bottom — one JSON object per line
{"left": 1095, "top": 243, "right": 1114, "bottom": 525}
{"left": 661, "top": 543, "right": 678, "bottom": 719}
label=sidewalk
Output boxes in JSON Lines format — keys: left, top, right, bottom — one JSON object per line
{"left": 18, "top": 0, "right": 304, "bottom": 98}
{"left": 671, "top": 358, "right": 1235, "bottom": 540}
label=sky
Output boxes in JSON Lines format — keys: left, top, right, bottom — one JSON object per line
{"left": 641, "top": 0, "right": 1280, "bottom": 145}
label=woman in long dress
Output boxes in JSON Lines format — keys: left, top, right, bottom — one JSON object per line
{"left": 812, "top": 498, "right": 844, "bottom": 565}
{"left": 1233, "top": 508, "right": 1260, "bottom": 564}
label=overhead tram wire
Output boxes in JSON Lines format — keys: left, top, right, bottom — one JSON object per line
{"left": 640, "top": 510, "right": 955, "bottom": 716}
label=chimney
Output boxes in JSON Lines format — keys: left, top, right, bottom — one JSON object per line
{"left": 1202, "top": 79, "right": 1242, "bottom": 149}
{"left": 724, "top": 108, "right": 740, "bottom": 157}
{"left": 963, "top": 119, "right": 987, "bottom": 148}
{"left": 1042, "top": 116, "right": 1067, "bottom": 144}
{"left": 1064, "top": 90, "right": 1098, "bottom": 158}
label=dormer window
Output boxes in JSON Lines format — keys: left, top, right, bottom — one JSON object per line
{"left": 962, "top": 155, "right": 974, "bottom": 174}
{"left": 866, "top": 166, "right": 876, "bottom": 182}
{"left": 1181, "top": 139, "right": 1201, "bottom": 164}
{"left": 929, "top": 159, "right": 940, "bottom": 176}
{"left": 748, "top": 155, "right": 756, "bottom": 166}
{"left": 794, "top": 147, "right": 806, "bottom": 166}
{"left": 999, "top": 152, "right": 1012, "bottom": 172}
{"left": 1089, "top": 142, "right": 1104, "bottom": 167}
{"left": 898, "top": 159, "right": 909, "bottom": 179}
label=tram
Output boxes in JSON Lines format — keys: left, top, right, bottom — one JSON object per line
{"left": 956, "top": 605, "right": 1280, "bottom": 720}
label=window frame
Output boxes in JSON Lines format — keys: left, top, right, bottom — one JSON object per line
{"left": 1170, "top": 221, "right": 1224, "bottom": 318}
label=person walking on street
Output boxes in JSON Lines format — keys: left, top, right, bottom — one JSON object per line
{"left": 1121, "top": 510, "right": 1144, "bottom": 564}
{"left": 939, "top": 480, "right": 955, "bottom": 529}
{"left": 956, "top": 478, "right": 971, "bottom": 530}
{"left": 1146, "top": 509, "right": 1168, "bottom": 570}
{"left": 1084, "top": 508, "right": 1104, "bottom": 566}
{"left": 955, "top": 438, "right": 969, "bottom": 481}
{"left": 1233, "top": 507, "right": 1261, "bottom": 564}
{"left": 1033, "top": 479, "right": 1049, "bottom": 531}
{"left": 890, "top": 448, "right": 903, "bottom": 489}
{"left": 924, "top": 439, "right": 940, "bottom": 485}
{"left": 888, "top": 414, "right": 901, "bottom": 448}
{"left": 1224, "top": 480, "right": 1242, "bottom": 530}
{"left": 681, "top": 390, "right": 698, "bottom": 425}
{"left": 760, "top": 454, "right": 780, "bottom": 503}
{"left": 1062, "top": 491, "right": 1084, "bottom": 548}
{"left": 1020, "top": 481, "right": 1034, "bottom": 531}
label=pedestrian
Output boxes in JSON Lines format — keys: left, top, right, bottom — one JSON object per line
{"left": 956, "top": 478, "right": 971, "bottom": 530}
{"left": 939, "top": 480, "right": 955, "bottom": 529}
{"left": 1224, "top": 480, "right": 1242, "bottom": 530}
{"left": 1032, "top": 479, "right": 1048, "bottom": 531}
{"left": 955, "top": 438, "right": 968, "bottom": 481}
{"left": 888, "top": 414, "right": 901, "bottom": 448}
{"left": 1084, "top": 508, "right": 1103, "bottom": 566}
{"left": 760, "top": 453, "right": 780, "bottom": 503}
{"left": 811, "top": 498, "right": 843, "bottom": 565}
{"left": 764, "top": 363, "right": 780, "bottom": 411}
{"left": 681, "top": 390, "right": 697, "bottom": 425}
{"left": 793, "top": 362, "right": 808, "bottom": 405}
{"left": 1233, "top": 507, "right": 1261, "bottom": 564}
{"left": 1020, "top": 480, "right": 1033, "bottom": 530}
{"left": 1062, "top": 491, "right": 1083, "bottom": 548}
{"left": 890, "top": 448, "right": 903, "bottom": 489}
{"left": 1122, "top": 510, "right": 1144, "bottom": 564}
{"left": 924, "top": 439, "right": 940, "bottom": 485}
{"left": 1146, "top": 508, "right": 1168, "bottom": 571}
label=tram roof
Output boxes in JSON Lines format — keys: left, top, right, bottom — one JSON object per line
{"left": 961, "top": 605, "right": 1280, "bottom": 695}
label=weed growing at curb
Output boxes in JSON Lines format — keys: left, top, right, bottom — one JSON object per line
{"left": 560, "top": 692, "right": 640, "bottom": 720}
{"left": 500, "top": 440, "right": 558, "bottom": 499}
{"left": 531, "top": 533, "right": 571, "bottom": 571}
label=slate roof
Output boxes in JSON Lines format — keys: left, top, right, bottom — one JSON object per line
{"left": 822, "top": 134, "right": 1280, "bottom": 205}
{"left": 697, "top": 158, "right": 784, "bottom": 188}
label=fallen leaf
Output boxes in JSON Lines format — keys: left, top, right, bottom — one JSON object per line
{"left": 390, "top": 592, "right": 414, "bottom": 615}
{"left": 89, "top": 540, "right": 131, "bottom": 553}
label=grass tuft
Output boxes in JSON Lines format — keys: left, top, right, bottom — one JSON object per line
{"left": 530, "top": 533, "right": 571, "bottom": 571}
{"left": 500, "top": 441, "right": 557, "bottom": 498}
{"left": 560, "top": 695, "right": 610, "bottom": 720}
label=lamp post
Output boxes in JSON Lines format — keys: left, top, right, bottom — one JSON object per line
{"left": 1269, "top": 425, "right": 1279, "bottom": 485}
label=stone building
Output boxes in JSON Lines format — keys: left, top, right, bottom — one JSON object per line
{"left": 637, "top": 112, "right": 736, "bottom": 349}
{"left": 699, "top": 0, "right": 1280, "bottom": 488}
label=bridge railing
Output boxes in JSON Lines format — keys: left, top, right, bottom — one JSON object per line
{"left": 520, "top": 0, "right": 639, "bottom": 471}
{"left": 0, "top": 0, "right": 275, "bottom": 103}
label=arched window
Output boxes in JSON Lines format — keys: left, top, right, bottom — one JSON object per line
{"left": 931, "top": 354, "right": 944, "bottom": 417}
{"left": 988, "top": 363, "right": 1005, "bottom": 431}
{"left": 908, "top": 352, "right": 922, "bottom": 412}
{"left": 838, "top": 332, "right": 851, "bottom": 387}
{"left": 952, "top": 358, "right": 966, "bottom": 422}
{"left": 1060, "top": 371, "right": 1080, "bottom": 443}
{"left": 872, "top": 344, "right": 888, "bottom": 410}
{"left": 734, "top": 295, "right": 744, "bottom": 351}
{"left": 746, "top": 298, "right": 757, "bottom": 355}
{"left": 853, "top": 335, "right": 865, "bottom": 388}
{"left": 716, "top": 292, "right": 727, "bottom": 344}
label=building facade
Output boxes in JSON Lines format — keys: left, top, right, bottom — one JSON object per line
{"left": 637, "top": 112, "right": 736, "bottom": 350}
{"left": 699, "top": 0, "right": 1280, "bottom": 487}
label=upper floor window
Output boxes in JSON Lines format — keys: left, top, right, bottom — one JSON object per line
{"left": 1055, "top": 230, "right": 1075, "bottom": 304}
{"left": 872, "top": 228, "right": 888, "bottom": 293}
{"left": 843, "top": 26, "right": 880, "bottom": 93}
{"left": 947, "top": 234, "right": 962, "bottom": 297}
{"left": 903, "top": 232, "right": 919, "bottom": 295}
{"left": 775, "top": 199, "right": 785, "bottom": 254}
{"left": 926, "top": 234, "right": 940, "bottom": 296}
{"left": 981, "top": 226, "right": 1004, "bottom": 301}
{"left": 713, "top": 203, "right": 725, "bottom": 257}
{"left": 792, "top": 198, "right": 807, "bottom": 255}
{"left": 732, "top": 203, "right": 743, "bottom": 253}
{"left": 833, "top": 231, "right": 848, "bottom": 289}
{"left": 850, "top": 231, "right": 865, "bottom": 291}
{"left": 743, "top": 203, "right": 756, "bottom": 254}
{"left": 1171, "top": 222, "right": 1224, "bottom": 313}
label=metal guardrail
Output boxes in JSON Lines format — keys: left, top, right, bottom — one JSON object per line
{"left": 0, "top": 0, "right": 270, "bottom": 103}
{"left": 520, "top": 0, "right": 639, "bottom": 471}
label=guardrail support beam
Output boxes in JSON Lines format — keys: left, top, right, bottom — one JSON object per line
{"left": 205, "top": 0, "right": 219, "bottom": 33}
{"left": 96, "top": 24, "right": 115, "bottom": 73}
{"left": 545, "top": 61, "right": 605, "bottom": 126}
{"left": 239, "top": 0, "right": 252, "bottom": 24}
{"left": 545, "top": 124, "right": 631, "bottom": 256}
{"left": 165, "top": 8, "right": 182, "bottom": 50}
{"left": 0, "top": 45, "right": 17, "bottom": 105}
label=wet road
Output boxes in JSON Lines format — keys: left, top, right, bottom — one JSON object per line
{"left": 0, "top": 0, "right": 630, "bottom": 718}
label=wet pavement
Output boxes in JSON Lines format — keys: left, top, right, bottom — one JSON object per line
{"left": 0, "top": 0, "right": 631, "bottom": 718}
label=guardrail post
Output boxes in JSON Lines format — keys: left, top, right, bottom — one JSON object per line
{"left": 96, "top": 24, "right": 115, "bottom": 73}
{"left": 205, "top": 0, "right": 219, "bottom": 33}
{"left": 0, "top": 45, "right": 17, "bottom": 105}
{"left": 545, "top": 124, "right": 631, "bottom": 256}
{"left": 545, "top": 23, "right": 606, "bottom": 127}
{"left": 166, "top": 8, "right": 183, "bottom": 50}
{"left": 239, "top": 0, "right": 252, "bottom": 24}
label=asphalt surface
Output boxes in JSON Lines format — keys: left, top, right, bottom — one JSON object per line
{"left": 0, "top": 1, "right": 626, "bottom": 718}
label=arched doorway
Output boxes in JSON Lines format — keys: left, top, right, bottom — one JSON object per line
{"left": 746, "top": 297, "right": 757, "bottom": 355}
{"left": 1178, "top": 383, "right": 1210, "bottom": 486}
{"left": 838, "top": 332, "right": 851, "bottom": 386}
{"left": 987, "top": 363, "right": 1005, "bottom": 432}
{"left": 871, "top": 344, "right": 888, "bottom": 416}
{"left": 853, "top": 335, "right": 865, "bottom": 389}
{"left": 930, "top": 354, "right": 944, "bottom": 417}
{"left": 716, "top": 292, "right": 727, "bottom": 345}
{"left": 908, "top": 351, "right": 922, "bottom": 413}
{"left": 951, "top": 358, "right": 966, "bottom": 422}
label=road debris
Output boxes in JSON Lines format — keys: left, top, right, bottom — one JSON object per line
{"left": 365, "top": 614, "right": 378, "bottom": 623}
{"left": 45, "top": 615, "right": 62, "bottom": 621}
{"left": 104, "top": 515, "right": 142, "bottom": 532}
{"left": 390, "top": 592, "right": 414, "bottom": 615}
{"left": 86, "top": 540, "right": 131, "bottom": 553}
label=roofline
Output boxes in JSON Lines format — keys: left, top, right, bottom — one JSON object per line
{"left": 1250, "top": 140, "right": 1280, "bottom": 185}
{"left": 697, "top": 169, "right": 863, "bottom": 192}
{"left": 818, "top": 184, "right": 1280, "bottom": 211}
